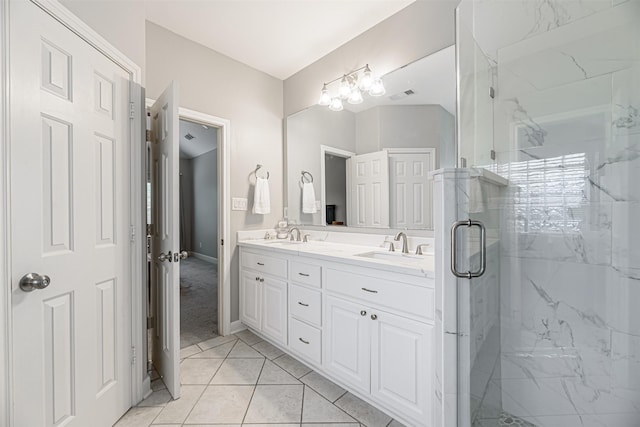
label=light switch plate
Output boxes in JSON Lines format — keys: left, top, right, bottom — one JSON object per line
{"left": 232, "top": 197, "right": 248, "bottom": 211}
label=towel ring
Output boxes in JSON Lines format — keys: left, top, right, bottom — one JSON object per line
{"left": 301, "top": 171, "right": 313, "bottom": 184}
{"left": 254, "top": 164, "right": 269, "bottom": 180}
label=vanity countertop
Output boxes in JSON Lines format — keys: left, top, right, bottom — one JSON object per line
{"left": 238, "top": 238, "right": 435, "bottom": 279}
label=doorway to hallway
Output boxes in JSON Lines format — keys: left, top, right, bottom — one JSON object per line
{"left": 178, "top": 118, "right": 219, "bottom": 347}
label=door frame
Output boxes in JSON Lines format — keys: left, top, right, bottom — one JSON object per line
{"left": 319, "top": 145, "right": 355, "bottom": 227}
{"left": 145, "top": 100, "right": 233, "bottom": 338}
{"left": 0, "top": 1, "right": 144, "bottom": 425}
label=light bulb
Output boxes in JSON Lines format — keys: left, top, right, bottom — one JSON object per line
{"left": 369, "top": 78, "right": 386, "bottom": 97}
{"left": 318, "top": 84, "right": 331, "bottom": 106}
{"left": 347, "top": 87, "right": 363, "bottom": 104}
{"left": 339, "top": 75, "right": 351, "bottom": 99}
{"left": 359, "top": 65, "right": 374, "bottom": 90}
{"left": 329, "top": 97, "right": 343, "bottom": 111}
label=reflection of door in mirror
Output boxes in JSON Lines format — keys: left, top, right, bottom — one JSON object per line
{"left": 320, "top": 145, "right": 356, "bottom": 226}
{"left": 389, "top": 149, "right": 435, "bottom": 229}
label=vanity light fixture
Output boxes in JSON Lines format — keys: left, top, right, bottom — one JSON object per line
{"left": 317, "top": 64, "right": 385, "bottom": 110}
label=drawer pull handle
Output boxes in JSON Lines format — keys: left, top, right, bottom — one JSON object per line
{"left": 298, "top": 301, "right": 309, "bottom": 307}
{"left": 361, "top": 287, "right": 378, "bottom": 293}
{"left": 299, "top": 338, "right": 310, "bottom": 345}
{"left": 257, "top": 262, "right": 265, "bottom": 266}
{"left": 298, "top": 272, "right": 310, "bottom": 277}
{"left": 259, "top": 278, "right": 264, "bottom": 282}
{"left": 255, "top": 277, "right": 260, "bottom": 281}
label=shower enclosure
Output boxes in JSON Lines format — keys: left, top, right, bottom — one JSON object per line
{"left": 454, "top": 1, "right": 640, "bottom": 426}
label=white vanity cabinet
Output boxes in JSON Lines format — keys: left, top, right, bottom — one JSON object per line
{"left": 240, "top": 250, "right": 288, "bottom": 345}
{"left": 238, "top": 242, "right": 435, "bottom": 427}
{"left": 324, "top": 275, "right": 433, "bottom": 425}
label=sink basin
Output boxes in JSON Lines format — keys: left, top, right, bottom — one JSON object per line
{"left": 355, "top": 251, "right": 427, "bottom": 261}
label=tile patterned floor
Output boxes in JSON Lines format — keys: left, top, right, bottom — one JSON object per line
{"left": 115, "top": 330, "right": 404, "bottom": 427}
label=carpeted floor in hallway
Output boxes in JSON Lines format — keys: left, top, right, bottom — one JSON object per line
{"left": 180, "top": 257, "right": 218, "bottom": 348}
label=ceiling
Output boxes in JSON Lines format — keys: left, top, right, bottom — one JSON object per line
{"left": 179, "top": 119, "right": 218, "bottom": 159}
{"left": 144, "top": 0, "right": 415, "bottom": 80}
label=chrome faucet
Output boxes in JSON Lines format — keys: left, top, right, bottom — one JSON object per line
{"left": 289, "top": 227, "right": 302, "bottom": 242}
{"left": 394, "top": 231, "right": 409, "bottom": 254}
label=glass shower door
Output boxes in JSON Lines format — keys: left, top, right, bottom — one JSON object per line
{"left": 455, "top": 0, "right": 640, "bottom": 426}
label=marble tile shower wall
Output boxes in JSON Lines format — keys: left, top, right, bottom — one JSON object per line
{"left": 472, "top": 1, "right": 640, "bottom": 425}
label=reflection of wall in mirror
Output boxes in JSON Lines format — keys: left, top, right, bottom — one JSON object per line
{"left": 286, "top": 107, "right": 355, "bottom": 226}
{"left": 287, "top": 104, "right": 453, "bottom": 229}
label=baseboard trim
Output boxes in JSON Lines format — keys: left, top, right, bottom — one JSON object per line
{"left": 190, "top": 252, "right": 218, "bottom": 265}
{"left": 228, "top": 320, "right": 246, "bottom": 335}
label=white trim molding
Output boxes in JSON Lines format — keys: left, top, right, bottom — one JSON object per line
{"left": 0, "top": 1, "right": 12, "bottom": 425}
{"left": 189, "top": 252, "right": 218, "bottom": 265}
{"left": 319, "top": 145, "right": 356, "bottom": 227}
{"left": 229, "top": 320, "right": 247, "bottom": 335}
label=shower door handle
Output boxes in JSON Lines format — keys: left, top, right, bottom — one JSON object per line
{"left": 450, "top": 219, "right": 486, "bottom": 279}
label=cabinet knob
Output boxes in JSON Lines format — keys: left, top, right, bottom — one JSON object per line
{"left": 371, "top": 314, "right": 378, "bottom": 320}
{"left": 360, "top": 310, "right": 367, "bottom": 316}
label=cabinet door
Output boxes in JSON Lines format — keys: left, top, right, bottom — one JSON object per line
{"left": 371, "top": 311, "right": 432, "bottom": 425}
{"left": 240, "top": 269, "right": 261, "bottom": 330}
{"left": 324, "top": 296, "right": 370, "bottom": 393}
{"left": 262, "top": 276, "right": 288, "bottom": 345}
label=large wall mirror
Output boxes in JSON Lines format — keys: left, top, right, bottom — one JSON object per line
{"left": 285, "top": 45, "right": 456, "bottom": 230}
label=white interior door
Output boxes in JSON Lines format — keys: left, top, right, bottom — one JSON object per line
{"left": 350, "top": 150, "right": 390, "bottom": 228}
{"left": 9, "top": 1, "right": 131, "bottom": 425}
{"left": 389, "top": 151, "right": 434, "bottom": 229}
{"left": 150, "top": 81, "right": 181, "bottom": 399}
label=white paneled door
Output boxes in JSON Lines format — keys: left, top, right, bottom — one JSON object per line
{"left": 389, "top": 151, "right": 434, "bottom": 229}
{"left": 150, "top": 82, "right": 181, "bottom": 399}
{"left": 350, "top": 150, "right": 390, "bottom": 228}
{"left": 10, "top": 1, "right": 132, "bottom": 426}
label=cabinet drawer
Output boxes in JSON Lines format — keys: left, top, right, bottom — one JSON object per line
{"left": 289, "top": 261, "right": 321, "bottom": 288}
{"left": 325, "top": 269, "right": 434, "bottom": 320}
{"left": 289, "top": 284, "right": 321, "bottom": 327}
{"left": 289, "top": 318, "right": 321, "bottom": 365}
{"left": 242, "top": 251, "right": 287, "bottom": 279}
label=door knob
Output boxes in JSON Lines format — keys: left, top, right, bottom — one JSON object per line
{"left": 19, "top": 273, "right": 51, "bottom": 292}
{"left": 158, "top": 251, "right": 172, "bottom": 262}
{"left": 179, "top": 250, "right": 188, "bottom": 260}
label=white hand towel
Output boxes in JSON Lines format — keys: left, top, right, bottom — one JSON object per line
{"left": 252, "top": 177, "right": 271, "bottom": 214}
{"left": 468, "top": 178, "right": 485, "bottom": 213}
{"left": 302, "top": 182, "right": 317, "bottom": 214}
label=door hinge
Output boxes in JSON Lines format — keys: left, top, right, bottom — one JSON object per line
{"left": 489, "top": 87, "right": 495, "bottom": 99}
{"left": 130, "top": 225, "right": 136, "bottom": 242}
{"left": 221, "top": 239, "right": 224, "bottom": 246}
{"left": 129, "top": 101, "right": 136, "bottom": 119}
{"left": 490, "top": 149, "right": 496, "bottom": 160}
{"left": 131, "top": 346, "right": 137, "bottom": 366}
{"left": 146, "top": 316, "right": 154, "bottom": 330}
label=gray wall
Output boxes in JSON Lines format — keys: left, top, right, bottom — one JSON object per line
{"left": 283, "top": 1, "right": 458, "bottom": 116}
{"left": 191, "top": 149, "right": 218, "bottom": 259}
{"left": 60, "top": 0, "right": 146, "bottom": 81}
{"left": 146, "top": 22, "right": 283, "bottom": 323}
{"left": 356, "top": 105, "right": 454, "bottom": 168}
{"left": 179, "top": 158, "right": 194, "bottom": 251}
{"left": 324, "top": 155, "right": 347, "bottom": 225}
